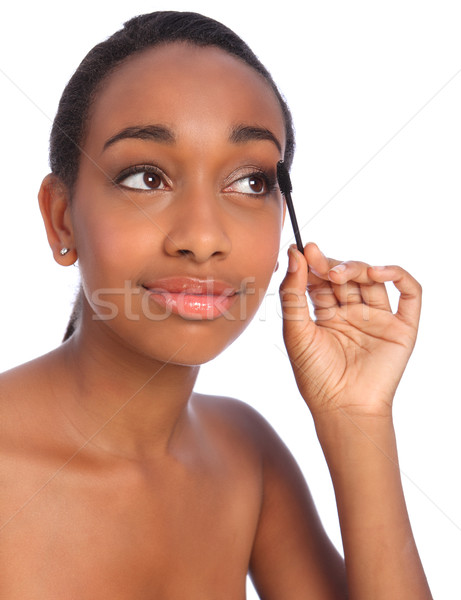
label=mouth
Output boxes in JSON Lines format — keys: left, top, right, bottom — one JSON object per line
{"left": 142, "top": 277, "right": 239, "bottom": 320}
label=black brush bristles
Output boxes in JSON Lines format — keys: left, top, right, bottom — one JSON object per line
{"left": 276, "top": 161, "right": 304, "bottom": 254}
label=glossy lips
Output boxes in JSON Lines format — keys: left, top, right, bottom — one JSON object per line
{"left": 143, "top": 277, "right": 239, "bottom": 320}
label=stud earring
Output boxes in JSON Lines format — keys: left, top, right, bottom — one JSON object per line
{"left": 60, "top": 247, "right": 70, "bottom": 256}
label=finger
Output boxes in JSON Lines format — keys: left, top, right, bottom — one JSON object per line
{"left": 328, "top": 261, "right": 365, "bottom": 306}
{"left": 361, "top": 279, "right": 392, "bottom": 311}
{"left": 279, "top": 246, "right": 317, "bottom": 347}
{"left": 304, "top": 242, "right": 341, "bottom": 281}
{"left": 369, "top": 265, "right": 422, "bottom": 328}
{"left": 279, "top": 246, "right": 310, "bottom": 321}
{"left": 304, "top": 243, "right": 340, "bottom": 310}
{"left": 328, "top": 260, "right": 375, "bottom": 284}
{"left": 328, "top": 261, "right": 392, "bottom": 311}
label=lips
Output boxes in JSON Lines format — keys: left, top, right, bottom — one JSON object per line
{"left": 142, "top": 277, "right": 239, "bottom": 320}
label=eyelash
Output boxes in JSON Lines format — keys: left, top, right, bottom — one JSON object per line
{"left": 229, "top": 169, "right": 278, "bottom": 196}
{"left": 113, "top": 165, "right": 166, "bottom": 188}
{"left": 113, "top": 164, "right": 278, "bottom": 196}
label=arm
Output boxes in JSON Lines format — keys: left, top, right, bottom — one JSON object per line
{"left": 249, "top": 415, "right": 347, "bottom": 599}
{"left": 315, "top": 413, "right": 429, "bottom": 599}
{"left": 278, "top": 243, "right": 432, "bottom": 599}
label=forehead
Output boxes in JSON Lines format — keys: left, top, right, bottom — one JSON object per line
{"left": 86, "top": 42, "right": 286, "bottom": 153}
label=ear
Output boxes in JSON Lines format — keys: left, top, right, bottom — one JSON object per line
{"left": 38, "top": 173, "right": 77, "bottom": 265}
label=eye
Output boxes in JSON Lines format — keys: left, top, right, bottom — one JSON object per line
{"left": 224, "top": 172, "right": 272, "bottom": 195}
{"left": 115, "top": 166, "right": 167, "bottom": 191}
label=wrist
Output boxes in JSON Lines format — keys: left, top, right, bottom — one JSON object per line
{"left": 313, "top": 408, "right": 397, "bottom": 466}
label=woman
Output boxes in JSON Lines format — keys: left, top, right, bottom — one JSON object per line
{"left": 0, "top": 11, "right": 432, "bottom": 598}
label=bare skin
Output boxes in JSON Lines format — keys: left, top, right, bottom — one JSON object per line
{"left": 0, "top": 43, "right": 432, "bottom": 599}
{"left": 0, "top": 357, "right": 346, "bottom": 599}
{"left": 0, "top": 356, "right": 343, "bottom": 598}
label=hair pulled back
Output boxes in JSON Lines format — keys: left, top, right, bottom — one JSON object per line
{"left": 52, "top": 11, "right": 296, "bottom": 340}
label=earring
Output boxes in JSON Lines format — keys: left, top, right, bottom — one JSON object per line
{"left": 60, "top": 247, "right": 70, "bottom": 256}
{"left": 274, "top": 261, "right": 279, "bottom": 272}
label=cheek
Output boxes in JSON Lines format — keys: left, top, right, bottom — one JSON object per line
{"left": 240, "top": 207, "right": 282, "bottom": 277}
{"left": 72, "top": 202, "right": 156, "bottom": 283}
{"left": 230, "top": 209, "right": 282, "bottom": 315}
{"left": 71, "top": 187, "right": 282, "bottom": 326}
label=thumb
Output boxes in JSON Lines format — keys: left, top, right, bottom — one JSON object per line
{"left": 279, "top": 246, "right": 313, "bottom": 343}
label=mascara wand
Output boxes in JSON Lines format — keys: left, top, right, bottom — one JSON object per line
{"left": 276, "top": 161, "right": 304, "bottom": 254}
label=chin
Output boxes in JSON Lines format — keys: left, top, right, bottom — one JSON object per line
{"left": 100, "top": 313, "right": 252, "bottom": 368}
{"left": 156, "top": 325, "right": 247, "bottom": 366}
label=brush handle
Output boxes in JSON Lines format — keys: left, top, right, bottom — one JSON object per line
{"left": 285, "top": 191, "right": 304, "bottom": 254}
{"left": 276, "top": 161, "right": 304, "bottom": 254}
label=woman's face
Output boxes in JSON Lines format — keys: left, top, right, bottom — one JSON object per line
{"left": 70, "top": 42, "right": 286, "bottom": 365}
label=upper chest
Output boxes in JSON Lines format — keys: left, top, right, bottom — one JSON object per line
{"left": 0, "top": 440, "right": 261, "bottom": 599}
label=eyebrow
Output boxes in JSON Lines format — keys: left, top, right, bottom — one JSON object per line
{"left": 103, "top": 125, "right": 176, "bottom": 151}
{"left": 229, "top": 124, "right": 282, "bottom": 154}
{"left": 102, "top": 123, "right": 282, "bottom": 154}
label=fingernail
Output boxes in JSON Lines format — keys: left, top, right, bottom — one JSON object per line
{"left": 288, "top": 247, "right": 298, "bottom": 273}
{"left": 371, "top": 265, "right": 387, "bottom": 270}
{"left": 330, "top": 264, "right": 346, "bottom": 273}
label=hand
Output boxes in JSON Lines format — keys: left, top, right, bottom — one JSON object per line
{"left": 279, "top": 243, "right": 422, "bottom": 419}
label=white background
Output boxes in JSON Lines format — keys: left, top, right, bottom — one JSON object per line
{"left": 1, "top": 1, "right": 460, "bottom": 597}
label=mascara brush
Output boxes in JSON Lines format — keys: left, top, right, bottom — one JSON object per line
{"left": 276, "top": 161, "right": 304, "bottom": 254}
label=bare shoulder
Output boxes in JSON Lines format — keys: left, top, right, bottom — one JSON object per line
{"left": 0, "top": 352, "right": 54, "bottom": 392}
{"left": 192, "top": 393, "right": 347, "bottom": 599}
{"left": 191, "top": 391, "right": 309, "bottom": 492}
{"left": 190, "top": 393, "right": 316, "bottom": 514}
{"left": 0, "top": 351, "right": 63, "bottom": 455}
{"left": 190, "top": 392, "right": 291, "bottom": 457}
{"left": 0, "top": 360, "right": 38, "bottom": 417}
{"left": 0, "top": 354, "right": 50, "bottom": 410}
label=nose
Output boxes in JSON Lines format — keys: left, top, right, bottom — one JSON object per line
{"left": 163, "top": 185, "right": 232, "bottom": 263}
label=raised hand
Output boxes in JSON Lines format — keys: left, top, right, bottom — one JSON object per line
{"left": 279, "top": 242, "right": 422, "bottom": 419}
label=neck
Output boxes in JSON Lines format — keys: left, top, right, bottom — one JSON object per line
{"left": 47, "top": 320, "right": 201, "bottom": 461}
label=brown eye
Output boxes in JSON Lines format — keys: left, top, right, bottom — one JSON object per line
{"left": 117, "top": 168, "right": 167, "bottom": 191}
{"left": 248, "top": 176, "right": 265, "bottom": 193}
{"left": 224, "top": 173, "right": 269, "bottom": 195}
{"left": 143, "top": 172, "right": 162, "bottom": 189}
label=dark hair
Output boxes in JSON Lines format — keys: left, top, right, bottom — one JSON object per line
{"left": 52, "top": 11, "right": 295, "bottom": 341}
